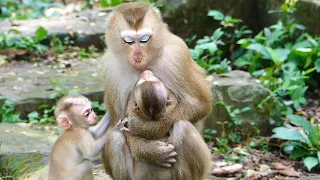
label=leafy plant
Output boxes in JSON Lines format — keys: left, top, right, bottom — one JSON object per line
{"left": 0, "top": 27, "right": 48, "bottom": 53}
{"left": 190, "top": 10, "right": 252, "bottom": 73}
{"left": 234, "top": 0, "right": 320, "bottom": 111}
{"left": 28, "top": 104, "right": 55, "bottom": 124}
{"left": 0, "top": 0, "right": 63, "bottom": 20}
{"left": 0, "top": 96, "right": 24, "bottom": 123}
{"left": 50, "top": 35, "right": 64, "bottom": 54}
{"left": 212, "top": 101, "right": 253, "bottom": 153}
{"left": 272, "top": 114, "right": 320, "bottom": 171}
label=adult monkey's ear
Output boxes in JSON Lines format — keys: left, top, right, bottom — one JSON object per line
{"left": 57, "top": 113, "right": 72, "bottom": 130}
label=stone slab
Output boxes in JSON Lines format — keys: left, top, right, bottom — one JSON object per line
{"left": 0, "top": 59, "right": 104, "bottom": 118}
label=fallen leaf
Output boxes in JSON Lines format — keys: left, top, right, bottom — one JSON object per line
{"left": 277, "top": 168, "right": 299, "bottom": 177}
{"left": 4, "top": 129, "right": 11, "bottom": 133}
{"left": 65, "top": 24, "right": 72, "bottom": 30}
{"left": 36, "top": 71, "right": 44, "bottom": 75}
{"left": 271, "top": 162, "right": 286, "bottom": 170}
{"left": 212, "top": 164, "right": 243, "bottom": 176}
{"left": 259, "top": 164, "right": 273, "bottom": 176}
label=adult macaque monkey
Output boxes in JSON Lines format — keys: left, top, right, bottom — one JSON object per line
{"left": 104, "top": 71, "right": 211, "bottom": 180}
{"left": 48, "top": 95, "right": 127, "bottom": 180}
{"left": 100, "top": 0, "right": 212, "bottom": 172}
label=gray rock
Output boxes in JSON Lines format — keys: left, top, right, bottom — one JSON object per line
{"left": 0, "top": 60, "right": 104, "bottom": 118}
{"left": 159, "top": 0, "right": 261, "bottom": 39}
{"left": 204, "top": 70, "right": 275, "bottom": 136}
{"left": 0, "top": 9, "right": 112, "bottom": 49}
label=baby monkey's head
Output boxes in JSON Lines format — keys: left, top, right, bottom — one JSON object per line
{"left": 134, "top": 70, "right": 168, "bottom": 120}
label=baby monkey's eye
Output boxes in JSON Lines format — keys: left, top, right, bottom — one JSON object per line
{"left": 84, "top": 109, "right": 91, "bottom": 117}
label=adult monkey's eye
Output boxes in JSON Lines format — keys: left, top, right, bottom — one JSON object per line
{"left": 140, "top": 35, "right": 150, "bottom": 43}
{"left": 123, "top": 37, "right": 134, "bottom": 44}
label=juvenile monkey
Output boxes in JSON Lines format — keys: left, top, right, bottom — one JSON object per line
{"left": 101, "top": 2, "right": 213, "bottom": 169}
{"left": 104, "top": 70, "right": 212, "bottom": 180}
{"left": 48, "top": 95, "right": 127, "bottom": 180}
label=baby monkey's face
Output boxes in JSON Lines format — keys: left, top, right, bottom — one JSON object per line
{"left": 134, "top": 70, "right": 168, "bottom": 120}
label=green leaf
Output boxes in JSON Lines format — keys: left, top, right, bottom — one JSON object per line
{"left": 246, "top": 43, "right": 270, "bottom": 58}
{"left": 303, "top": 157, "right": 319, "bottom": 171}
{"left": 28, "top": 111, "right": 39, "bottom": 120}
{"left": 315, "top": 59, "right": 320, "bottom": 73}
{"left": 207, "top": 10, "right": 224, "bottom": 20}
{"left": 272, "top": 127, "right": 311, "bottom": 145}
{"left": 212, "top": 28, "right": 224, "bottom": 40}
{"left": 287, "top": 114, "right": 314, "bottom": 133}
{"left": 35, "top": 26, "right": 48, "bottom": 42}
{"left": 290, "top": 146, "right": 309, "bottom": 159}
{"left": 234, "top": 56, "right": 251, "bottom": 67}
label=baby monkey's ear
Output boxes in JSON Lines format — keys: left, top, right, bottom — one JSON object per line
{"left": 57, "top": 114, "right": 72, "bottom": 130}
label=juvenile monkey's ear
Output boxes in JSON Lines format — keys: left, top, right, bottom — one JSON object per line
{"left": 57, "top": 115, "right": 72, "bottom": 130}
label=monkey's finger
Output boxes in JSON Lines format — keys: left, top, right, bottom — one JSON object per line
{"left": 167, "top": 158, "right": 176, "bottom": 164}
{"left": 120, "top": 127, "right": 130, "bottom": 132}
{"left": 162, "top": 163, "right": 172, "bottom": 168}
{"left": 168, "top": 151, "right": 177, "bottom": 157}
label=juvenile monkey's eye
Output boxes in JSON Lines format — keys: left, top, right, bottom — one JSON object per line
{"left": 123, "top": 37, "right": 134, "bottom": 44}
{"left": 140, "top": 35, "right": 150, "bottom": 43}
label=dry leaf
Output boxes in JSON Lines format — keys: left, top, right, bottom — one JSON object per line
{"left": 212, "top": 164, "right": 243, "bottom": 176}
{"left": 271, "top": 162, "right": 286, "bottom": 170}
{"left": 277, "top": 168, "right": 299, "bottom": 177}
{"left": 4, "top": 129, "right": 11, "bottom": 133}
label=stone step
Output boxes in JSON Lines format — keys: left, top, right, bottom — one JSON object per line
{"left": 0, "top": 59, "right": 104, "bottom": 119}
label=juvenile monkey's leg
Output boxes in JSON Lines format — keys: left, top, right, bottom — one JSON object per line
{"left": 168, "top": 120, "right": 212, "bottom": 180}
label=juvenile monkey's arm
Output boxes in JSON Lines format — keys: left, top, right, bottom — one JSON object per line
{"left": 83, "top": 119, "right": 128, "bottom": 159}
{"left": 88, "top": 113, "right": 111, "bottom": 139}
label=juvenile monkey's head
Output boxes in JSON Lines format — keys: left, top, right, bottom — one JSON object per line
{"left": 106, "top": 2, "right": 166, "bottom": 70}
{"left": 55, "top": 95, "right": 98, "bottom": 130}
{"left": 134, "top": 70, "right": 168, "bottom": 120}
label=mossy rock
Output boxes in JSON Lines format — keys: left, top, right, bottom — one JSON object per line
{"left": 205, "top": 70, "right": 277, "bottom": 136}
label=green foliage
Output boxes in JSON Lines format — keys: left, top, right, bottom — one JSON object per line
{"left": 99, "top": 0, "right": 123, "bottom": 7}
{"left": 0, "top": 27, "right": 48, "bottom": 53}
{"left": 272, "top": 114, "right": 320, "bottom": 171}
{"left": 28, "top": 104, "right": 55, "bottom": 124}
{"left": 0, "top": 0, "right": 63, "bottom": 20}
{"left": 0, "top": 96, "right": 24, "bottom": 123}
{"left": 212, "top": 101, "right": 255, "bottom": 153}
{"left": 203, "top": 129, "right": 217, "bottom": 141}
{"left": 190, "top": 10, "right": 252, "bottom": 73}
{"left": 234, "top": 0, "right": 320, "bottom": 111}
{"left": 50, "top": 35, "right": 64, "bottom": 54}
{"left": 48, "top": 80, "right": 80, "bottom": 99}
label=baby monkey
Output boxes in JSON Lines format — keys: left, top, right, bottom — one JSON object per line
{"left": 104, "top": 70, "right": 212, "bottom": 180}
{"left": 48, "top": 95, "right": 127, "bottom": 180}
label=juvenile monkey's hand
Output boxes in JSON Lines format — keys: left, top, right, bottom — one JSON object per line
{"left": 115, "top": 118, "right": 129, "bottom": 132}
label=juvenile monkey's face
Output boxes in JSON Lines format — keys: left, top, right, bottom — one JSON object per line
{"left": 71, "top": 103, "right": 98, "bottom": 127}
